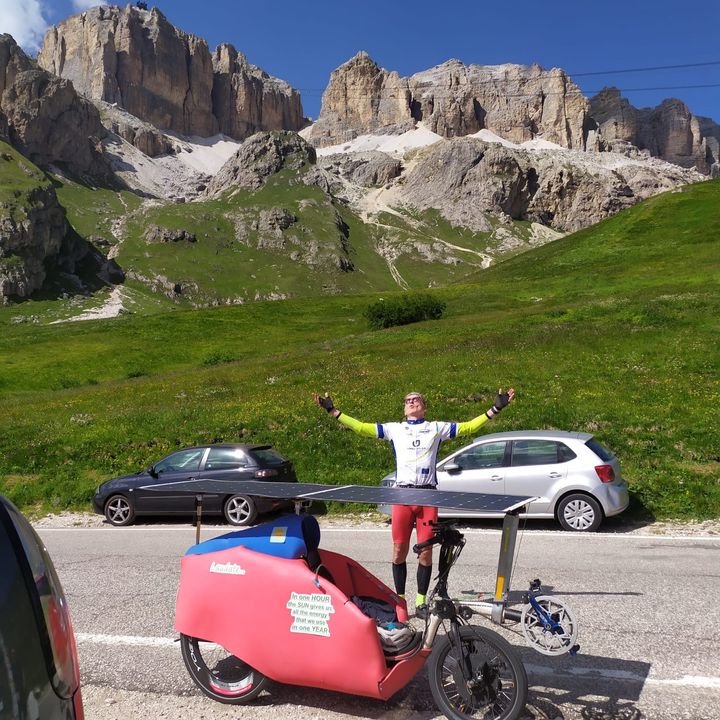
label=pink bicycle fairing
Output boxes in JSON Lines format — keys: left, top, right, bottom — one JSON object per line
{"left": 175, "top": 515, "right": 427, "bottom": 699}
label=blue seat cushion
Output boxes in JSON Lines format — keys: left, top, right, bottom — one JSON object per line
{"left": 185, "top": 513, "right": 320, "bottom": 559}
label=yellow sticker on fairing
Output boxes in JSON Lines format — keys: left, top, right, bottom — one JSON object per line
{"left": 270, "top": 526, "right": 288, "bottom": 543}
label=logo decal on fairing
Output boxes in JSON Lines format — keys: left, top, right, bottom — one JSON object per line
{"left": 270, "top": 526, "right": 288, "bottom": 543}
{"left": 286, "top": 592, "right": 335, "bottom": 636}
{"left": 209, "top": 561, "right": 246, "bottom": 575}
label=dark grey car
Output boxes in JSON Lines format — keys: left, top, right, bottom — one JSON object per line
{"left": 92, "top": 444, "right": 297, "bottom": 527}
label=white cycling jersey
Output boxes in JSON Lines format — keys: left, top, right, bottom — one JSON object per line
{"left": 376, "top": 419, "right": 456, "bottom": 487}
{"left": 337, "top": 410, "right": 492, "bottom": 487}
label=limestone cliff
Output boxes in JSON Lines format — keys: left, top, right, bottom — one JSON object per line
{"left": 212, "top": 44, "right": 304, "bottom": 140}
{"left": 38, "top": 5, "right": 304, "bottom": 141}
{"left": 0, "top": 144, "right": 66, "bottom": 301}
{"left": 206, "top": 131, "right": 315, "bottom": 195}
{"left": 590, "top": 87, "right": 719, "bottom": 174}
{"left": 306, "top": 52, "right": 592, "bottom": 150}
{"left": 396, "top": 137, "right": 703, "bottom": 234}
{"left": 0, "top": 34, "right": 109, "bottom": 178}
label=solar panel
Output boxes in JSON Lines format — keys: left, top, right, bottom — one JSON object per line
{"left": 141, "top": 479, "right": 534, "bottom": 513}
{"left": 141, "top": 478, "right": 333, "bottom": 498}
{"left": 316, "top": 486, "right": 533, "bottom": 513}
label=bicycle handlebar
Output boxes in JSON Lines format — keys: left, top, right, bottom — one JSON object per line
{"left": 412, "top": 536, "right": 440, "bottom": 554}
{"left": 413, "top": 522, "right": 465, "bottom": 555}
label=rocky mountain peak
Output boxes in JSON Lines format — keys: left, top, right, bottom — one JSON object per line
{"left": 205, "top": 130, "right": 316, "bottom": 195}
{"left": 0, "top": 34, "right": 109, "bottom": 179}
{"left": 590, "top": 86, "right": 718, "bottom": 173}
{"left": 306, "top": 54, "right": 590, "bottom": 150}
{"left": 37, "top": 5, "right": 304, "bottom": 141}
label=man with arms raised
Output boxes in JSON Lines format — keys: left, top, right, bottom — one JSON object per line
{"left": 314, "top": 388, "right": 515, "bottom": 618}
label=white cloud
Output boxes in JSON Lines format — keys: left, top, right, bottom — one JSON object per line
{"left": 0, "top": 0, "right": 50, "bottom": 51}
{"left": 72, "top": 0, "right": 108, "bottom": 10}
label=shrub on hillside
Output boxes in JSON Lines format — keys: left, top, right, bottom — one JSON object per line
{"left": 364, "top": 293, "right": 446, "bottom": 330}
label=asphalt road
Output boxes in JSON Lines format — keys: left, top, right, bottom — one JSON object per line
{"left": 38, "top": 521, "right": 720, "bottom": 720}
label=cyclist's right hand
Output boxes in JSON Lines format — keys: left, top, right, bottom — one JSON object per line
{"left": 314, "top": 392, "right": 335, "bottom": 413}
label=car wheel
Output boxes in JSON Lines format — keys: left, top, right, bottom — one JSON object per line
{"left": 104, "top": 494, "right": 136, "bottom": 526}
{"left": 223, "top": 495, "right": 258, "bottom": 526}
{"left": 557, "top": 493, "right": 603, "bottom": 532}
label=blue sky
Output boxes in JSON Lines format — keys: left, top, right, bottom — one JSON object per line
{"left": 4, "top": 0, "right": 720, "bottom": 123}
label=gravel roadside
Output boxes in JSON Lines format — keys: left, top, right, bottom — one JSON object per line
{"left": 32, "top": 509, "right": 720, "bottom": 536}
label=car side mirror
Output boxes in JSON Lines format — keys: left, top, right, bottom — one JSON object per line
{"left": 148, "top": 466, "right": 158, "bottom": 478}
{"left": 444, "top": 463, "right": 462, "bottom": 474}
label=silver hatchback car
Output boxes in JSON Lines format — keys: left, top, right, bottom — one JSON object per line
{"left": 380, "top": 430, "right": 630, "bottom": 531}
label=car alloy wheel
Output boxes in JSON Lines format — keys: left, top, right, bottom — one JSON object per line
{"left": 557, "top": 493, "right": 602, "bottom": 532}
{"left": 104, "top": 495, "right": 135, "bottom": 526}
{"left": 223, "top": 495, "right": 258, "bottom": 526}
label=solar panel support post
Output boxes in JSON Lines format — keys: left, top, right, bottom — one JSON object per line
{"left": 293, "top": 499, "right": 313, "bottom": 515}
{"left": 491, "top": 509, "right": 521, "bottom": 624}
{"left": 195, "top": 492, "right": 203, "bottom": 545}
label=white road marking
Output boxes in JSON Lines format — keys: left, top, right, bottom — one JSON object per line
{"left": 76, "top": 633, "right": 176, "bottom": 648}
{"left": 526, "top": 662, "right": 720, "bottom": 688}
{"left": 75, "top": 633, "right": 720, "bottom": 689}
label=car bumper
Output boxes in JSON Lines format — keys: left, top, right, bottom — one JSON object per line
{"left": 91, "top": 495, "right": 104, "bottom": 514}
{"left": 596, "top": 481, "right": 630, "bottom": 517}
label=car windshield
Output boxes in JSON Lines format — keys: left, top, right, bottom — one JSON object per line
{"left": 249, "top": 447, "right": 287, "bottom": 466}
{"left": 585, "top": 439, "right": 614, "bottom": 462}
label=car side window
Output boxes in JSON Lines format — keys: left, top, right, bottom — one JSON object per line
{"left": 511, "top": 440, "right": 565, "bottom": 466}
{"left": 154, "top": 449, "right": 204, "bottom": 474}
{"left": 452, "top": 442, "right": 507, "bottom": 470}
{"left": 205, "top": 448, "right": 249, "bottom": 471}
{"left": 557, "top": 443, "right": 577, "bottom": 462}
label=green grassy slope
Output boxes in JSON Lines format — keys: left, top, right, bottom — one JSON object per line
{"left": 0, "top": 180, "right": 718, "bottom": 521}
{"left": 39, "top": 169, "right": 544, "bottom": 311}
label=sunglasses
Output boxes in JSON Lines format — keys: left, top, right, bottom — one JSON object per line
{"left": 404, "top": 396, "right": 424, "bottom": 404}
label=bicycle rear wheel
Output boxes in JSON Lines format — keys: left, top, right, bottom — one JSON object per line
{"left": 180, "top": 634, "right": 268, "bottom": 704}
{"left": 428, "top": 625, "right": 528, "bottom": 720}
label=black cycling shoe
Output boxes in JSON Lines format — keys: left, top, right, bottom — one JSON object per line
{"left": 415, "top": 603, "right": 429, "bottom": 620}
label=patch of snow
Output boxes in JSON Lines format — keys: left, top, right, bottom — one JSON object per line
{"left": 470, "top": 129, "right": 519, "bottom": 148}
{"left": 50, "top": 286, "right": 125, "bottom": 324}
{"left": 103, "top": 133, "right": 208, "bottom": 200}
{"left": 521, "top": 138, "right": 564, "bottom": 151}
{"left": 163, "top": 132, "right": 242, "bottom": 175}
{"left": 316, "top": 126, "right": 443, "bottom": 158}
{"left": 298, "top": 124, "right": 314, "bottom": 140}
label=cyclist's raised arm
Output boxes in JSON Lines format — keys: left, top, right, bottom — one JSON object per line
{"left": 337, "top": 412, "right": 382, "bottom": 438}
{"left": 455, "top": 388, "right": 515, "bottom": 437}
{"left": 312, "top": 391, "right": 381, "bottom": 438}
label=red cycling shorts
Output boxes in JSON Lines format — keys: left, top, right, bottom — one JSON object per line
{"left": 391, "top": 503, "right": 438, "bottom": 545}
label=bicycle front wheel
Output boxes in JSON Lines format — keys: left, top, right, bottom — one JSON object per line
{"left": 428, "top": 625, "right": 528, "bottom": 720}
{"left": 180, "top": 634, "right": 268, "bottom": 704}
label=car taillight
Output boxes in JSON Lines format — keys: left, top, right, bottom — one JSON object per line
{"left": 595, "top": 465, "right": 615, "bottom": 483}
{"left": 254, "top": 469, "right": 278, "bottom": 478}
{"left": 35, "top": 566, "right": 82, "bottom": 700}
{"left": 74, "top": 689, "right": 85, "bottom": 720}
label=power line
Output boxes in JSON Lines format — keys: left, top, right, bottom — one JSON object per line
{"left": 570, "top": 60, "right": 720, "bottom": 77}
{"left": 584, "top": 82, "right": 720, "bottom": 93}
{"left": 295, "top": 60, "right": 720, "bottom": 96}
{"left": 298, "top": 81, "right": 720, "bottom": 98}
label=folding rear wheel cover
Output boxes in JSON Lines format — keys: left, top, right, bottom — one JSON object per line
{"left": 180, "top": 634, "right": 267, "bottom": 704}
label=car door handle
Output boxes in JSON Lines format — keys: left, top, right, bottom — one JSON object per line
{"left": 490, "top": 475, "right": 503, "bottom": 482}
{"left": 549, "top": 472, "right": 563, "bottom": 478}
